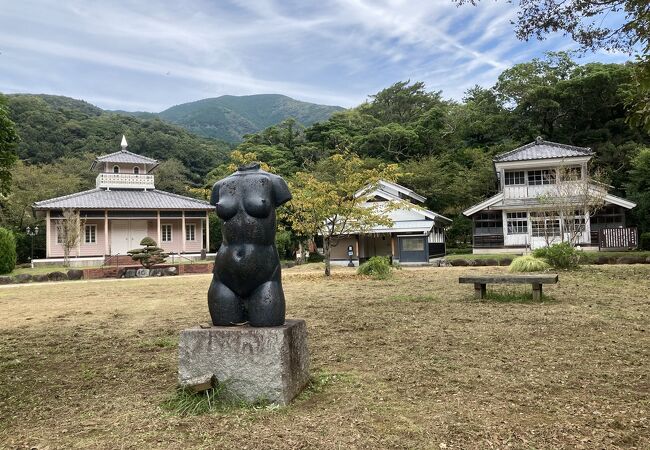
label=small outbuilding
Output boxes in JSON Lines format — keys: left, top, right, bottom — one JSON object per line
{"left": 327, "top": 180, "right": 451, "bottom": 265}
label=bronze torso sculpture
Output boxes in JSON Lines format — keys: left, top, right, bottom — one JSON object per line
{"left": 208, "top": 163, "right": 292, "bottom": 327}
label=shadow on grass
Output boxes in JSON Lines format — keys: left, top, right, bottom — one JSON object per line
{"left": 296, "top": 370, "right": 353, "bottom": 401}
{"left": 480, "top": 288, "right": 557, "bottom": 304}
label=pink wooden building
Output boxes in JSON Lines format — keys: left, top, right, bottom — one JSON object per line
{"left": 33, "top": 136, "right": 213, "bottom": 264}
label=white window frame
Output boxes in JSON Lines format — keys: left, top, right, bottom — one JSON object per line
{"left": 56, "top": 225, "right": 64, "bottom": 244}
{"left": 528, "top": 169, "right": 556, "bottom": 186}
{"left": 504, "top": 171, "right": 526, "bottom": 186}
{"left": 506, "top": 212, "right": 528, "bottom": 234}
{"left": 85, "top": 224, "right": 97, "bottom": 244}
{"left": 161, "top": 224, "right": 173, "bottom": 242}
{"left": 113, "top": 165, "right": 120, "bottom": 174}
{"left": 133, "top": 166, "right": 140, "bottom": 174}
{"left": 185, "top": 223, "right": 196, "bottom": 241}
{"left": 530, "top": 212, "right": 561, "bottom": 237}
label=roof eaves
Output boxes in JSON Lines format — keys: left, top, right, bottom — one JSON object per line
{"left": 463, "top": 192, "right": 504, "bottom": 217}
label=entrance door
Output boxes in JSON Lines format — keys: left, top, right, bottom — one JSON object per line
{"left": 111, "top": 221, "right": 130, "bottom": 255}
{"left": 110, "top": 220, "right": 149, "bottom": 255}
{"left": 398, "top": 236, "right": 428, "bottom": 263}
{"left": 129, "top": 220, "right": 148, "bottom": 249}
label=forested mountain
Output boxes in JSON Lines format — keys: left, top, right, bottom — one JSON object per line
{"left": 152, "top": 94, "right": 344, "bottom": 142}
{"left": 5, "top": 94, "right": 231, "bottom": 177}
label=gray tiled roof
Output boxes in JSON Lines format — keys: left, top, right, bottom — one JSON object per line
{"left": 33, "top": 189, "right": 213, "bottom": 211}
{"left": 494, "top": 138, "right": 593, "bottom": 162}
{"left": 94, "top": 149, "right": 159, "bottom": 165}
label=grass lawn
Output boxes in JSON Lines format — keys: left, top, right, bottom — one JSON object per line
{"left": 1, "top": 265, "right": 648, "bottom": 449}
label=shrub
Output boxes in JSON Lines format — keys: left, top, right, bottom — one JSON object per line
{"left": 640, "top": 232, "right": 650, "bottom": 251}
{"left": 275, "top": 230, "right": 293, "bottom": 259}
{"left": 127, "top": 237, "right": 169, "bottom": 269}
{"left": 508, "top": 255, "right": 550, "bottom": 273}
{"left": 0, "top": 227, "right": 17, "bottom": 274}
{"left": 534, "top": 242, "right": 580, "bottom": 269}
{"left": 357, "top": 256, "right": 393, "bottom": 279}
{"left": 307, "top": 252, "right": 324, "bottom": 263}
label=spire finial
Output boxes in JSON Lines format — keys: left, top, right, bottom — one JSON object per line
{"left": 121, "top": 135, "right": 128, "bottom": 150}
{"left": 535, "top": 136, "right": 543, "bottom": 144}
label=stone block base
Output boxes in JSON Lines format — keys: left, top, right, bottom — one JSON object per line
{"left": 178, "top": 319, "right": 309, "bottom": 406}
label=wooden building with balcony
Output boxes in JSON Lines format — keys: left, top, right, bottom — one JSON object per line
{"left": 463, "top": 138, "right": 637, "bottom": 253}
{"left": 32, "top": 136, "right": 214, "bottom": 264}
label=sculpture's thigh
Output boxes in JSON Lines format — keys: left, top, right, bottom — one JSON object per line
{"left": 208, "top": 277, "right": 245, "bottom": 326}
{"left": 247, "top": 280, "right": 286, "bottom": 327}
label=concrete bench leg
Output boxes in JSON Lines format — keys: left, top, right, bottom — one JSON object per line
{"left": 474, "top": 283, "right": 486, "bottom": 299}
{"left": 532, "top": 283, "right": 542, "bottom": 301}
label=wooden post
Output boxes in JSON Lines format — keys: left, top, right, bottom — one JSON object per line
{"left": 157, "top": 211, "right": 161, "bottom": 245}
{"left": 474, "top": 283, "right": 486, "bottom": 299}
{"left": 181, "top": 210, "right": 186, "bottom": 253}
{"left": 532, "top": 283, "right": 542, "bottom": 301}
{"left": 205, "top": 211, "right": 210, "bottom": 252}
{"left": 77, "top": 210, "right": 82, "bottom": 257}
{"left": 46, "top": 210, "right": 51, "bottom": 258}
{"left": 104, "top": 210, "right": 109, "bottom": 256}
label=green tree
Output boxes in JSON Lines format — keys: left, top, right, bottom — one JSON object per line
{"left": 154, "top": 158, "right": 193, "bottom": 195}
{"left": 626, "top": 148, "right": 650, "bottom": 232}
{"left": 284, "top": 153, "right": 400, "bottom": 276}
{"left": 0, "top": 227, "right": 17, "bottom": 274}
{"left": 0, "top": 94, "right": 20, "bottom": 196}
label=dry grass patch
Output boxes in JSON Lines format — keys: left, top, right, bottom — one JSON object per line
{"left": 0, "top": 265, "right": 648, "bottom": 449}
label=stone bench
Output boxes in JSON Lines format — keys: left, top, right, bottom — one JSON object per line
{"left": 458, "top": 274, "right": 559, "bottom": 300}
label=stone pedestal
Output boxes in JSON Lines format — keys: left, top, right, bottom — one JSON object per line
{"left": 178, "top": 319, "right": 309, "bottom": 406}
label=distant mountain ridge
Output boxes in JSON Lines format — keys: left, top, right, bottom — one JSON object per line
{"left": 112, "top": 94, "right": 344, "bottom": 142}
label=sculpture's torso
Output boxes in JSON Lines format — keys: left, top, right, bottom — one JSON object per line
{"left": 208, "top": 164, "right": 291, "bottom": 326}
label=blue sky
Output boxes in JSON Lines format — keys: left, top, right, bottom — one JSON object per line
{"left": 0, "top": 0, "right": 632, "bottom": 111}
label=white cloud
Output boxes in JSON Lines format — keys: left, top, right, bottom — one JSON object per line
{"left": 0, "top": 0, "right": 632, "bottom": 111}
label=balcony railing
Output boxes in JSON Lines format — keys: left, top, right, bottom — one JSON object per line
{"left": 96, "top": 173, "right": 155, "bottom": 190}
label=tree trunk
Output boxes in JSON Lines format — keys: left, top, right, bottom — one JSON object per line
{"left": 296, "top": 241, "right": 304, "bottom": 265}
{"left": 324, "top": 237, "right": 331, "bottom": 277}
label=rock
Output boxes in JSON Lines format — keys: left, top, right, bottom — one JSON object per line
{"left": 449, "top": 259, "right": 468, "bottom": 266}
{"left": 498, "top": 258, "right": 513, "bottom": 266}
{"left": 117, "top": 268, "right": 127, "bottom": 278}
{"left": 617, "top": 256, "right": 646, "bottom": 264}
{"left": 164, "top": 267, "right": 178, "bottom": 276}
{"left": 429, "top": 260, "right": 440, "bottom": 267}
{"left": 178, "top": 319, "right": 310, "bottom": 406}
{"left": 14, "top": 274, "right": 32, "bottom": 283}
{"left": 47, "top": 271, "right": 68, "bottom": 282}
{"left": 67, "top": 269, "right": 84, "bottom": 280}
{"left": 0, "top": 275, "right": 14, "bottom": 284}
{"left": 33, "top": 274, "right": 49, "bottom": 282}
{"left": 472, "top": 259, "right": 487, "bottom": 266}
{"left": 438, "top": 259, "right": 451, "bottom": 267}
{"left": 124, "top": 269, "right": 137, "bottom": 278}
{"left": 136, "top": 268, "right": 150, "bottom": 278}
{"left": 483, "top": 258, "right": 499, "bottom": 266}
{"left": 149, "top": 268, "right": 163, "bottom": 277}
{"left": 646, "top": 256, "right": 650, "bottom": 264}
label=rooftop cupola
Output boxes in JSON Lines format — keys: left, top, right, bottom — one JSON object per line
{"left": 92, "top": 135, "right": 159, "bottom": 190}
